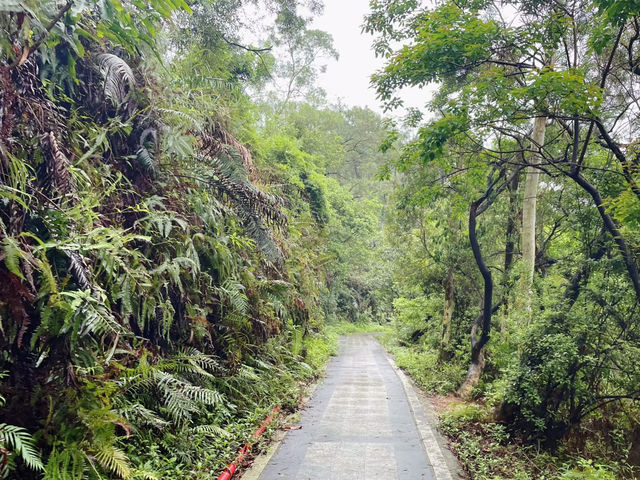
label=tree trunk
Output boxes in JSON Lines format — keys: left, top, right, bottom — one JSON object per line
{"left": 438, "top": 267, "right": 455, "bottom": 362}
{"left": 457, "top": 347, "right": 485, "bottom": 399}
{"left": 502, "top": 166, "right": 520, "bottom": 327}
{"left": 457, "top": 199, "right": 494, "bottom": 398}
{"left": 504, "top": 169, "right": 520, "bottom": 276}
{"left": 521, "top": 116, "right": 546, "bottom": 306}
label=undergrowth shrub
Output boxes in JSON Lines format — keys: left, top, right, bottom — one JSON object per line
{"left": 558, "top": 460, "right": 617, "bottom": 480}
{"left": 379, "top": 336, "right": 466, "bottom": 394}
{"left": 439, "top": 404, "right": 556, "bottom": 480}
{"left": 438, "top": 403, "right": 630, "bottom": 480}
{"left": 302, "top": 333, "right": 338, "bottom": 371}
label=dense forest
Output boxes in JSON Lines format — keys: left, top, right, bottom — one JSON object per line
{"left": 1, "top": 0, "right": 640, "bottom": 479}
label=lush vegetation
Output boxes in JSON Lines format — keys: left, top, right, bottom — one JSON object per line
{"left": 368, "top": 0, "right": 640, "bottom": 477}
{"left": 3, "top": 0, "right": 640, "bottom": 479}
{"left": 0, "top": 1, "right": 394, "bottom": 478}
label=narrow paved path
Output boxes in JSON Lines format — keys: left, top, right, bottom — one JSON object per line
{"left": 256, "top": 335, "right": 439, "bottom": 480}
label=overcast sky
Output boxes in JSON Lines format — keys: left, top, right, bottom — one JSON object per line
{"left": 310, "top": 0, "right": 429, "bottom": 115}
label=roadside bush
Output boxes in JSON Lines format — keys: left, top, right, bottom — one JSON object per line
{"left": 558, "top": 460, "right": 617, "bottom": 480}
{"left": 383, "top": 342, "right": 466, "bottom": 394}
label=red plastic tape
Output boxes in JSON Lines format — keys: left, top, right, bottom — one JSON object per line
{"left": 216, "top": 405, "right": 281, "bottom": 480}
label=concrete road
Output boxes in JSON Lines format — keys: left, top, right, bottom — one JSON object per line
{"left": 254, "top": 334, "right": 454, "bottom": 480}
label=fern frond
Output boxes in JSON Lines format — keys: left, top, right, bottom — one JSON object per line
{"left": 203, "top": 129, "right": 254, "bottom": 174}
{"left": 44, "top": 446, "right": 85, "bottom": 480}
{"left": 96, "top": 53, "right": 136, "bottom": 105}
{"left": 193, "top": 149, "right": 287, "bottom": 262}
{"left": 218, "top": 280, "right": 249, "bottom": 314}
{"left": 191, "top": 424, "right": 231, "bottom": 437}
{"left": 241, "top": 216, "right": 284, "bottom": 264}
{"left": 0, "top": 423, "right": 44, "bottom": 471}
{"left": 61, "top": 290, "right": 124, "bottom": 338}
{"left": 199, "top": 150, "right": 287, "bottom": 229}
{"left": 93, "top": 443, "right": 131, "bottom": 479}
{"left": 162, "top": 388, "right": 198, "bottom": 424}
{"left": 41, "top": 131, "right": 75, "bottom": 198}
{"left": 172, "top": 352, "right": 218, "bottom": 379}
{"left": 37, "top": 251, "right": 58, "bottom": 295}
{"left": 65, "top": 250, "right": 92, "bottom": 291}
{"left": 266, "top": 292, "right": 287, "bottom": 318}
{"left": 236, "top": 365, "right": 260, "bottom": 381}
{"left": 157, "top": 108, "right": 203, "bottom": 131}
{"left": 118, "top": 275, "right": 133, "bottom": 316}
{"left": 182, "top": 385, "right": 223, "bottom": 406}
{"left": 131, "top": 469, "right": 159, "bottom": 480}
{"left": 1, "top": 236, "right": 25, "bottom": 279}
{"left": 252, "top": 359, "right": 276, "bottom": 372}
{"left": 179, "top": 348, "right": 220, "bottom": 373}
{"left": 117, "top": 403, "right": 169, "bottom": 429}
{"left": 136, "top": 146, "right": 155, "bottom": 174}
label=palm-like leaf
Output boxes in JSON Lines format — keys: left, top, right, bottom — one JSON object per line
{"left": 191, "top": 424, "right": 231, "bottom": 437}
{"left": 0, "top": 423, "right": 44, "bottom": 472}
{"left": 96, "top": 53, "right": 136, "bottom": 105}
{"left": 93, "top": 443, "right": 131, "bottom": 479}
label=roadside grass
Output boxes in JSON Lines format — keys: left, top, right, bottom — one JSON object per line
{"left": 376, "top": 328, "right": 466, "bottom": 394}
{"left": 325, "top": 320, "right": 393, "bottom": 335}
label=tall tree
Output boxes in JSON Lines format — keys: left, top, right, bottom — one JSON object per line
{"left": 521, "top": 115, "right": 546, "bottom": 308}
{"left": 366, "top": 0, "right": 640, "bottom": 394}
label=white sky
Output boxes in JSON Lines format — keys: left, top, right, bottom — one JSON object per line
{"left": 311, "top": 0, "right": 430, "bottom": 115}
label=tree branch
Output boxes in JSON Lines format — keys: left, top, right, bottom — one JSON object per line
{"left": 5, "top": 0, "right": 74, "bottom": 70}
{"left": 568, "top": 170, "right": 640, "bottom": 301}
{"left": 220, "top": 34, "right": 273, "bottom": 53}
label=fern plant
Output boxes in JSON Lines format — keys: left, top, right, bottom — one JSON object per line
{"left": 0, "top": 424, "right": 44, "bottom": 476}
{"left": 0, "top": 1, "right": 331, "bottom": 479}
{"left": 0, "top": 375, "right": 43, "bottom": 477}
{"left": 95, "top": 53, "right": 136, "bottom": 107}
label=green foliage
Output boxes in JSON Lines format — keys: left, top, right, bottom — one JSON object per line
{"left": 439, "top": 405, "right": 550, "bottom": 480}
{"left": 380, "top": 331, "right": 467, "bottom": 394}
{"left": 300, "top": 172, "right": 329, "bottom": 225}
{"left": 0, "top": 2, "right": 401, "bottom": 479}
{"left": 438, "top": 405, "right": 626, "bottom": 480}
{"left": 558, "top": 460, "right": 617, "bottom": 480}
{"left": 392, "top": 295, "right": 440, "bottom": 338}
{"left": 301, "top": 333, "right": 337, "bottom": 371}
{"left": 0, "top": 423, "right": 44, "bottom": 474}
{"left": 369, "top": 0, "right": 640, "bottom": 476}
{"left": 595, "top": 0, "right": 640, "bottom": 24}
